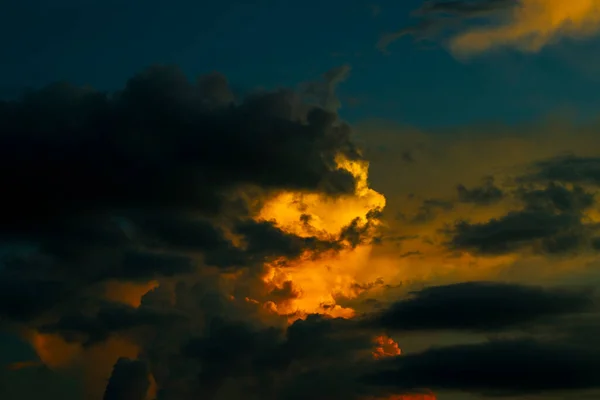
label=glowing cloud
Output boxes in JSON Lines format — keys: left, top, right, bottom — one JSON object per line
{"left": 257, "top": 156, "right": 388, "bottom": 319}
{"left": 451, "top": 0, "right": 600, "bottom": 55}
{"left": 25, "top": 330, "right": 140, "bottom": 400}
{"left": 104, "top": 280, "right": 160, "bottom": 308}
{"left": 372, "top": 334, "right": 402, "bottom": 359}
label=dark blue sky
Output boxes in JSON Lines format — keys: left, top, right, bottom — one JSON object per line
{"left": 3, "top": 0, "right": 600, "bottom": 127}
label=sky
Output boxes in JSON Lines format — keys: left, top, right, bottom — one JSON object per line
{"left": 3, "top": 0, "right": 600, "bottom": 399}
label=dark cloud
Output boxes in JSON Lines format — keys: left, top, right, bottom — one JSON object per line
{"left": 365, "top": 338, "right": 600, "bottom": 396}
{"left": 378, "top": 0, "right": 515, "bottom": 53}
{"left": 399, "top": 250, "right": 422, "bottom": 258}
{"left": 268, "top": 280, "right": 301, "bottom": 302}
{"left": 447, "top": 183, "right": 597, "bottom": 255}
{"left": 457, "top": 176, "right": 504, "bottom": 205}
{"left": 149, "top": 314, "right": 375, "bottom": 400}
{"left": 528, "top": 155, "right": 600, "bottom": 186}
{"left": 182, "top": 319, "right": 284, "bottom": 398}
{"left": 518, "top": 182, "right": 595, "bottom": 213}
{"left": 371, "top": 281, "right": 594, "bottom": 332}
{"left": 0, "top": 65, "right": 359, "bottom": 235}
{"left": 339, "top": 209, "right": 384, "bottom": 248}
{"left": 281, "top": 315, "right": 373, "bottom": 362}
{"left": 234, "top": 219, "right": 341, "bottom": 260}
{"left": 0, "top": 65, "right": 363, "bottom": 325}
{"left": 448, "top": 210, "right": 584, "bottom": 254}
{"left": 302, "top": 65, "right": 351, "bottom": 112}
{"left": 130, "top": 279, "right": 600, "bottom": 400}
{"left": 0, "top": 277, "right": 75, "bottom": 322}
{"left": 39, "top": 302, "right": 188, "bottom": 345}
{"left": 103, "top": 358, "right": 151, "bottom": 400}
{"left": 278, "top": 367, "right": 370, "bottom": 400}
{"left": 396, "top": 199, "right": 454, "bottom": 224}
{"left": 7, "top": 64, "right": 600, "bottom": 400}
{"left": 107, "top": 251, "right": 196, "bottom": 280}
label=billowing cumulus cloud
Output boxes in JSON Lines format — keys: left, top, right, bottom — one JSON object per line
{"left": 4, "top": 63, "right": 600, "bottom": 400}
{"left": 0, "top": 65, "right": 400, "bottom": 400}
{"left": 380, "top": 0, "right": 600, "bottom": 57}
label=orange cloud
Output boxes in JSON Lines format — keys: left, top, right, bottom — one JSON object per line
{"left": 451, "top": 0, "right": 600, "bottom": 56}
{"left": 25, "top": 330, "right": 141, "bottom": 400}
{"left": 256, "top": 156, "right": 391, "bottom": 320}
{"left": 373, "top": 334, "right": 402, "bottom": 359}
{"left": 28, "top": 331, "right": 81, "bottom": 370}
{"left": 82, "top": 338, "right": 140, "bottom": 400}
{"left": 104, "top": 279, "right": 160, "bottom": 308}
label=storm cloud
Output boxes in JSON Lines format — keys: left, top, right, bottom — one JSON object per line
{"left": 0, "top": 65, "right": 365, "bottom": 325}
{"left": 365, "top": 338, "right": 600, "bottom": 396}
{"left": 372, "top": 281, "right": 594, "bottom": 332}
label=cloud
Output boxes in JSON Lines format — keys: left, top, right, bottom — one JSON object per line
{"left": 381, "top": 0, "right": 600, "bottom": 56}
{"left": 303, "top": 65, "right": 352, "bottom": 112}
{"left": 0, "top": 64, "right": 400, "bottom": 400}
{"left": 0, "top": 65, "right": 374, "bottom": 326}
{"left": 0, "top": 66, "right": 360, "bottom": 240}
{"left": 527, "top": 155, "right": 600, "bottom": 186}
{"left": 39, "top": 303, "right": 188, "bottom": 346}
{"left": 448, "top": 209, "right": 584, "bottom": 254}
{"left": 350, "top": 119, "right": 600, "bottom": 294}
{"left": 456, "top": 176, "right": 504, "bottom": 205}
{"left": 517, "top": 182, "right": 595, "bottom": 213}
{"left": 103, "top": 358, "right": 151, "bottom": 400}
{"left": 397, "top": 199, "right": 454, "bottom": 225}
{"left": 371, "top": 281, "right": 594, "bottom": 332}
{"left": 365, "top": 337, "right": 600, "bottom": 396}
{"left": 5, "top": 63, "right": 600, "bottom": 400}
{"left": 446, "top": 181, "right": 597, "bottom": 255}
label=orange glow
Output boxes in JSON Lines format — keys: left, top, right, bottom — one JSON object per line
{"left": 372, "top": 335, "right": 401, "bottom": 359}
{"left": 26, "top": 329, "right": 141, "bottom": 400}
{"left": 81, "top": 337, "right": 141, "bottom": 400}
{"left": 104, "top": 280, "right": 160, "bottom": 308}
{"left": 255, "top": 157, "right": 390, "bottom": 320}
{"left": 146, "top": 372, "right": 158, "bottom": 400}
{"left": 27, "top": 331, "right": 81, "bottom": 369}
{"left": 450, "top": 0, "right": 600, "bottom": 55}
{"left": 257, "top": 157, "right": 385, "bottom": 240}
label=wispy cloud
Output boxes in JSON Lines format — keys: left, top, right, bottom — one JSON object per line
{"left": 381, "top": 0, "right": 600, "bottom": 57}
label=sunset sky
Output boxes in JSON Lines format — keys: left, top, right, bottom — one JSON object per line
{"left": 3, "top": 1, "right": 600, "bottom": 400}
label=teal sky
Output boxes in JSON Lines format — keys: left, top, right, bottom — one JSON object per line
{"left": 4, "top": 0, "right": 600, "bottom": 127}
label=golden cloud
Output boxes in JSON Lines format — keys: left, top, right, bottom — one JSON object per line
{"left": 451, "top": 0, "right": 600, "bottom": 56}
